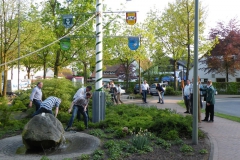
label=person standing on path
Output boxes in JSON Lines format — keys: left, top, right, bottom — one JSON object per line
{"left": 32, "top": 96, "right": 61, "bottom": 118}
{"left": 110, "top": 83, "right": 118, "bottom": 104}
{"left": 183, "top": 80, "right": 191, "bottom": 113}
{"left": 156, "top": 83, "right": 164, "bottom": 104}
{"left": 140, "top": 80, "right": 150, "bottom": 103}
{"left": 29, "top": 82, "right": 43, "bottom": 111}
{"left": 116, "top": 84, "right": 123, "bottom": 104}
{"left": 201, "top": 80, "right": 215, "bottom": 122}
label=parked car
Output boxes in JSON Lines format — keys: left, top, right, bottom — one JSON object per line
{"left": 150, "top": 83, "right": 168, "bottom": 96}
{"left": 134, "top": 84, "right": 140, "bottom": 94}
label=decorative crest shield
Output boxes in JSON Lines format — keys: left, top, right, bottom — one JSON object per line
{"left": 128, "top": 36, "right": 139, "bottom": 50}
{"left": 126, "top": 12, "right": 137, "bottom": 25}
{"left": 62, "top": 14, "right": 73, "bottom": 28}
{"left": 60, "top": 37, "right": 71, "bottom": 51}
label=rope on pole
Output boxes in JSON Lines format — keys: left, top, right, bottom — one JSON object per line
{"left": 95, "top": 0, "right": 103, "bottom": 91}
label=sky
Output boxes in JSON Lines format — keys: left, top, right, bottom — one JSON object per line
{"left": 103, "top": 0, "right": 240, "bottom": 35}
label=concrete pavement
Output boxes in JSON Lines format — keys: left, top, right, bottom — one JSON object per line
{"left": 122, "top": 95, "right": 240, "bottom": 160}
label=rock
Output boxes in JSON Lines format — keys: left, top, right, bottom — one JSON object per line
{"left": 122, "top": 127, "right": 128, "bottom": 133}
{"left": 22, "top": 113, "right": 65, "bottom": 150}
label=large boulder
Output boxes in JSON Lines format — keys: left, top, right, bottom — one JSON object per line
{"left": 22, "top": 113, "right": 65, "bottom": 150}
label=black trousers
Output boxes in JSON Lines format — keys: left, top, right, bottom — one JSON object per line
{"left": 205, "top": 104, "right": 214, "bottom": 121}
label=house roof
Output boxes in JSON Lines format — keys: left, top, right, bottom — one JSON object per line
{"left": 90, "top": 64, "right": 120, "bottom": 78}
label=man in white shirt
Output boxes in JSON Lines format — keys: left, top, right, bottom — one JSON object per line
{"left": 140, "top": 80, "right": 150, "bottom": 103}
{"left": 116, "top": 84, "right": 123, "bottom": 104}
{"left": 183, "top": 80, "right": 191, "bottom": 113}
{"left": 29, "top": 82, "right": 43, "bottom": 111}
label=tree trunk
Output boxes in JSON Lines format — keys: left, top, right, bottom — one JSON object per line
{"left": 43, "top": 60, "right": 46, "bottom": 79}
{"left": 3, "top": 62, "right": 7, "bottom": 97}
{"left": 84, "top": 63, "right": 87, "bottom": 85}
{"left": 173, "top": 60, "right": 178, "bottom": 91}
{"left": 54, "top": 50, "right": 60, "bottom": 78}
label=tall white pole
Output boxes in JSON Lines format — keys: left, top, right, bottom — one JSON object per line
{"left": 193, "top": 0, "right": 199, "bottom": 145}
{"left": 18, "top": 0, "right": 20, "bottom": 91}
{"left": 92, "top": 0, "right": 105, "bottom": 123}
{"left": 95, "top": 0, "right": 103, "bottom": 91}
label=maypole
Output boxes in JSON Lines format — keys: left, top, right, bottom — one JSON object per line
{"left": 92, "top": 0, "right": 105, "bottom": 123}
{"left": 95, "top": 0, "right": 103, "bottom": 91}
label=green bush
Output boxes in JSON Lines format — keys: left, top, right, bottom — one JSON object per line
{"left": 180, "top": 144, "right": 193, "bottom": 153}
{"left": 0, "top": 97, "right": 27, "bottom": 127}
{"left": 41, "top": 78, "right": 77, "bottom": 111}
{"left": 114, "top": 128, "right": 127, "bottom": 138}
{"left": 57, "top": 112, "right": 71, "bottom": 124}
{"left": 165, "top": 86, "right": 181, "bottom": 95}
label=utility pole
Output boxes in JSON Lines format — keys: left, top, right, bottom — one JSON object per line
{"left": 192, "top": 0, "right": 199, "bottom": 145}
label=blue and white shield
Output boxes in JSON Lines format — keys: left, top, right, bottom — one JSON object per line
{"left": 128, "top": 37, "right": 139, "bottom": 50}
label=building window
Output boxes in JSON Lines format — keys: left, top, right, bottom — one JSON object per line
{"left": 236, "top": 78, "right": 240, "bottom": 82}
{"left": 216, "top": 78, "right": 225, "bottom": 82}
{"left": 203, "top": 79, "right": 208, "bottom": 83}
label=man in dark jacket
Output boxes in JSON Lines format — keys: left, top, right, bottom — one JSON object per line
{"left": 201, "top": 80, "right": 215, "bottom": 122}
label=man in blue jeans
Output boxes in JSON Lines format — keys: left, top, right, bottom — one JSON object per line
{"left": 140, "top": 80, "right": 150, "bottom": 103}
{"left": 65, "top": 93, "right": 92, "bottom": 131}
{"left": 29, "top": 82, "right": 43, "bottom": 111}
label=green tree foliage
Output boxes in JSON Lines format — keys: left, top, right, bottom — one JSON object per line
{"left": 0, "top": 0, "right": 23, "bottom": 96}
{"left": 40, "top": 0, "right": 96, "bottom": 77}
{"left": 147, "top": 0, "right": 211, "bottom": 90}
{"left": 200, "top": 19, "right": 240, "bottom": 82}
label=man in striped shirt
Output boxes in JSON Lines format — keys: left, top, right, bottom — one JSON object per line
{"left": 32, "top": 96, "right": 61, "bottom": 118}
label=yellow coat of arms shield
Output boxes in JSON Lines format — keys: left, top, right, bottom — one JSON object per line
{"left": 126, "top": 12, "right": 137, "bottom": 25}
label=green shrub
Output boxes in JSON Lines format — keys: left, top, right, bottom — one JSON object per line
{"left": 164, "top": 130, "right": 179, "bottom": 140}
{"left": 180, "top": 144, "right": 193, "bottom": 153}
{"left": 41, "top": 78, "right": 77, "bottom": 111}
{"left": 40, "top": 156, "right": 51, "bottom": 160}
{"left": 155, "top": 138, "right": 171, "bottom": 150}
{"left": 199, "top": 149, "right": 208, "bottom": 154}
{"left": 172, "top": 138, "right": 184, "bottom": 145}
{"left": 114, "top": 128, "right": 127, "bottom": 138}
{"left": 165, "top": 86, "right": 181, "bottom": 95}
{"left": 57, "top": 112, "right": 71, "bottom": 124}
{"left": 92, "top": 149, "right": 104, "bottom": 160}
{"left": 149, "top": 111, "right": 193, "bottom": 139}
{"left": 0, "top": 97, "right": 27, "bottom": 127}
{"left": 78, "top": 154, "right": 90, "bottom": 160}
{"left": 89, "top": 129, "right": 106, "bottom": 138}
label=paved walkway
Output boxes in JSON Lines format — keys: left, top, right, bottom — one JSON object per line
{"left": 122, "top": 95, "right": 240, "bottom": 160}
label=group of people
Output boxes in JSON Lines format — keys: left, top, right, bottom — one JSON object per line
{"left": 183, "top": 79, "right": 215, "bottom": 122}
{"left": 107, "top": 81, "right": 123, "bottom": 105}
{"left": 139, "top": 80, "right": 165, "bottom": 104}
{"left": 29, "top": 82, "right": 92, "bottom": 130}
